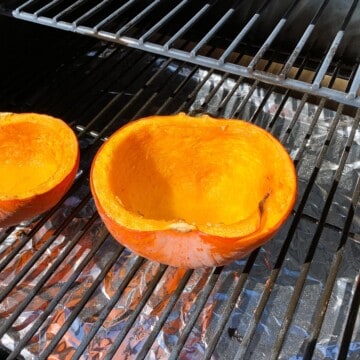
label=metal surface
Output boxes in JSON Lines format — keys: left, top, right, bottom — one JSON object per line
{"left": 0, "top": 19, "right": 359, "bottom": 359}
{"left": 1, "top": 0, "right": 359, "bottom": 107}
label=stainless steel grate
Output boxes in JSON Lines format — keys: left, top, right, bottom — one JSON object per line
{"left": 1, "top": 0, "right": 360, "bottom": 107}
{"left": 0, "top": 18, "right": 359, "bottom": 359}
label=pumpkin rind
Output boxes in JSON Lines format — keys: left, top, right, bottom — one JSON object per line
{"left": 0, "top": 113, "right": 79, "bottom": 227}
{"left": 90, "top": 113, "right": 297, "bottom": 268}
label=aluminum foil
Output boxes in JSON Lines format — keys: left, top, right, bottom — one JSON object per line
{"left": 0, "top": 68, "right": 359, "bottom": 360}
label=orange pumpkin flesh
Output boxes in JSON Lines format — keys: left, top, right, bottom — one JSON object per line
{"left": 90, "top": 113, "right": 297, "bottom": 268}
{"left": 0, "top": 113, "right": 79, "bottom": 227}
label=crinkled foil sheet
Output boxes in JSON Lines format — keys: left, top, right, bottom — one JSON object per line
{"left": 0, "top": 67, "right": 359, "bottom": 360}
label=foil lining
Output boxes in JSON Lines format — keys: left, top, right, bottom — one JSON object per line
{"left": 0, "top": 65, "right": 359, "bottom": 360}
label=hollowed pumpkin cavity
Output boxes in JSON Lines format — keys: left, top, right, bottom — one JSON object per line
{"left": 91, "top": 113, "right": 297, "bottom": 268}
{"left": 0, "top": 113, "right": 79, "bottom": 227}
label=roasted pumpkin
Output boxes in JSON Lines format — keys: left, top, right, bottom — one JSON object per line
{"left": 0, "top": 113, "right": 79, "bottom": 227}
{"left": 90, "top": 113, "right": 297, "bottom": 268}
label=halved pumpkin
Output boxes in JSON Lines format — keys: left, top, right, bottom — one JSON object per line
{"left": 0, "top": 113, "right": 79, "bottom": 227}
{"left": 90, "top": 113, "right": 297, "bottom": 268}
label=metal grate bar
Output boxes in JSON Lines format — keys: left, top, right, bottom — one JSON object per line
{"left": 195, "top": 53, "right": 244, "bottom": 111}
{"left": 74, "top": 46, "right": 204, "bottom": 138}
{"left": 115, "top": 0, "right": 161, "bottom": 37}
{"left": 9, "top": 0, "right": 360, "bottom": 107}
{"left": 2, "top": 43, "right": 195, "bottom": 358}
{"left": 217, "top": 16, "right": 259, "bottom": 64}
{"left": 347, "top": 63, "right": 360, "bottom": 99}
{"left": 279, "top": 0, "right": 330, "bottom": 78}
{"left": 300, "top": 212, "right": 358, "bottom": 238}
{"left": 139, "top": 0, "right": 188, "bottom": 44}
{"left": 0, "top": 228, "right": 13, "bottom": 247}
{"left": 250, "top": 52, "right": 309, "bottom": 125}
{"left": 104, "top": 265, "right": 172, "bottom": 360}
{"left": 177, "top": 70, "right": 216, "bottom": 112}
{"left": 72, "top": 258, "right": 149, "bottom": 359}
{"left": 163, "top": 3, "right": 211, "bottom": 50}
{"left": 34, "top": 0, "right": 61, "bottom": 17}
{"left": 249, "top": 88, "right": 273, "bottom": 122}
{"left": 176, "top": 51, "right": 239, "bottom": 112}
{"left": 302, "top": 155, "right": 360, "bottom": 358}
{"left": 134, "top": 270, "right": 194, "bottom": 359}
{"left": 92, "top": 0, "right": 137, "bottom": 32}
{"left": 88, "top": 60, "right": 182, "bottom": 138}
{"left": 338, "top": 272, "right": 360, "bottom": 359}
{"left": 247, "top": 0, "right": 299, "bottom": 70}
{"left": 74, "top": 268, "right": 192, "bottom": 359}
{"left": 150, "top": 61, "right": 225, "bottom": 117}
{"left": 0, "top": 50, "right": 162, "bottom": 276}
{"left": 1, "top": 42, "right": 162, "bottom": 326}
{"left": 38, "top": 243, "right": 129, "bottom": 359}
{"left": 73, "top": 39, "right": 196, "bottom": 138}
{"left": 279, "top": 93, "right": 308, "bottom": 143}
{"left": 42, "top": 45, "right": 132, "bottom": 114}
{"left": 52, "top": 0, "right": 86, "bottom": 21}
{"left": 202, "top": 250, "right": 260, "bottom": 359}
{"left": 89, "top": 64, "right": 172, "bottom": 130}
{"left": 228, "top": 96, "right": 329, "bottom": 359}
{"left": 15, "top": 0, "right": 34, "bottom": 12}
{"left": 0, "top": 39, "right": 137, "bottom": 269}
{"left": 311, "top": 32, "right": 345, "bottom": 90}
{"left": 269, "top": 105, "right": 359, "bottom": 360}
{"left": 239, "top": 49, "right": 320, "bottom": 123}
{"left": 5, "top": 213, "right": 107, "bottom": 360}
{"left": 232, "top": 62, "right": 274, "bottom": 118}
{"left": 68, "top": 44, "right": 172, "bottom": 135}
{"left": 293, "top": 99, "right": 327, "bottom": 165}
{"left": 73, "top": 0, "right": 115, "bottom": 26}
{"left": 155, "top": 65, "right": 201, "bottom": 114}
{"left": 201, "top": 72, "right": 233, "bottom": 111}
{"left": 217, "top": 0, "right": 271, "bottom": 64}
{"left": 193, "top": 58, "right": 318, "bottom": 358}
{"left": 0, "top": 173, "right": 86, "bottom": 270}
{"left": 168, "top": 267, "right": 224, "bottom": 360}
{"left": 0, "top": 193, "right": 93, "bottom": 304}
{"left": 190, "top": 7, "right": 234, "bottom": 57}
{"left": 278, "top": 58, "right": 340, "bottom": 136}
{"left": 215, "top": 75, "right": 245, "bottom": 116}
{"left": 0, "top": 163, "right": 91, "bottom": 264}
{"left": 264, "top": 75, "right": 306, "bottom": 131}
{"left": 126, "top": 60, "right": 194, "bottom": 119}
{"left": 311, "top": 0, "right": 359, "bottom": 89}
{"left": 61, "top": 49, "right": 163, "bottom": 126}
{"left": 78, "top": 44, "right": 216, "bottom": 133}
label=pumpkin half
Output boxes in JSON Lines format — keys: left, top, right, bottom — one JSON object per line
{"left": 90, "top": 113, "right": 297, "bottom": 268}
{"left": 0, "top": 113, "right": 79, "bottom": 227}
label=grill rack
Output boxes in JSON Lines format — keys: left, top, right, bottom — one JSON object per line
{"left": 1, "top": 0, "right": 360, "bottom": 107}
{"left": 0, "top": 8, "right": 360, "bottom": 360}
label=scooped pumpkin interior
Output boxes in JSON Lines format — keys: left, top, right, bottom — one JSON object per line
{"left": 92, "top": 113, "right": 296, "bottom": 238}
{"left": 0, "top": 113, "right": 78, "bottom": 200}
{"left": 0, "top": 122, "right": 62, "bottom": 197}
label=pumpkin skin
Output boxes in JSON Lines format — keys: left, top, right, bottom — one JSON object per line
{"left": 0, "top": 113, "right": 79, "bottom": 227}
{"left": 90, "top": 113, "right": 297, "bottom": 268}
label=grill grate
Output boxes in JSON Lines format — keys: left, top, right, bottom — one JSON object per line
{"left": 0, "top": 14, "right": 360, "bottom": 360}
{"left": 1, "top": 0, "right": 360, "bottom": 106}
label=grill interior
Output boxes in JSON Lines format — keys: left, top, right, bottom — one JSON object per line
{"left": 0, "top": 1, "right": 360, "bottom": 359}
{"left": 1, "top": 0, "right": 360, "bottom": 106}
